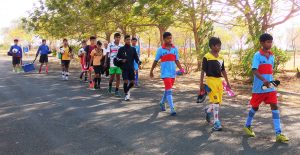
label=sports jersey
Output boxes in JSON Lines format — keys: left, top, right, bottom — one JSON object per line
{"left": 61, "top": 46, "right": 71, "bottom": 60}
{"left": 37, "top": 44, "right": 50, "bottom": 55}
{"left": 90, "top": 49, "right": 103, "bottom": 66}
{"left": 84, "top": 45, "right": 97, "bottom": 63}
{"left": 154, "top": 44, "right": 179, "bottom": 78}
{"left": 252, "top": 50, "right": 275, "bottom": 93}
{"left": 202, "top": 52, "right": 225, "bottom": 78}
{"left": 9, "top": 45, "right": 22, "bottom": 57}
{"left": 107, "top": 42, "right": 123, "bottom": 67}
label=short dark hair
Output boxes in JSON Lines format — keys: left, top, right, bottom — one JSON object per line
{"left": 14, "top": 39, "right": 18, "bottom": 42}
{"left": 97, "top": 41, "right": 102, "bottom": 46}
{"left": 90, "top": 36, "right": 96, "bottom": 40}
{"left": 63, "top": 38, "right": 68, "bottom": 42}
{"left": 209, "top": 37, "right": 221, "bottom": 48}
{"left": 132, "top": 37, "right": 137, "bottom": 41}
{"left": 124, "top": 35, "right": 131, "bottom": 40}
{"left": 114, "top": 33, "right": 121, "bottom": 38}
{"left": 163, "top": 32, "right": 172, "bottom": 39}
{"left": 42, "top": 39, "right": 46, "bottom": 42}
{"left": 81, "top": 40, "right": 87, "bottom": 44}
{"left": 259, "top": 33, "right": 273, "bottom": 42}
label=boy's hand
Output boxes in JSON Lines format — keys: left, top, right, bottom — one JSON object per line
{"left": 263, "top": 80, "right": 270, "bottom": 88}
{"left": 150, "top": 71, "right": 154, "bottom": 78}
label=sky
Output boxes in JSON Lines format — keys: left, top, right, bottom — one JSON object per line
{"left": 0, "top": 0, "right": 299, "bottom": 48}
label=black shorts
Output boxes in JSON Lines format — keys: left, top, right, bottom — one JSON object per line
{"left": 93, "top": 66, "right": 102, "bottom": 74}
{"left": 39, "top": 54, "right": 48, "bottom": 63}
{"left": 122, "top": 69, "right": 135, "bottom": 81}
{"left": 61, "top": 60, "right": 70, "bottom": 67}
{"left": 12, "top": 57, "right": 21, "bottom": 65}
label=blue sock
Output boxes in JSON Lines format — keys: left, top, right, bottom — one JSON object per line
{"left": 161, "top": 91, "right": 167, "bottom": 104}
{"left": 166, "top": 89, "right": 175, "bottom": 111}
{"left": 272, "top": 110, "right": 282, "bottom": 135}
{"left": 245, "top": 108, "right": 256, "bottom": 127}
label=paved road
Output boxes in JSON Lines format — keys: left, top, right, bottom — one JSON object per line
{"left": 0, "top": 58, "right": 299, "bottom": 155}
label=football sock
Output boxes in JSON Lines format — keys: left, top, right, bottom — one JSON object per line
{"left": 39, "top": 66, "right": 42, "bottom": 73}
{"left": 80, "top": 72, "right": 84, "bottom": 79}
{"left": 213, "top": 104, "right": 220, "bottom": 123}
{"left": 45, "top": 66, "right": 48, "bottom": 73}
{"left": 97, "top": 78, "right": 101, "bottom": 86}
{"left": 94, "top": 78, "right": 97, "bottom": 85}
{"left": 123, "top": 83, "right": 128, "bottom": 94}
{"left": 128, "top": 83, "right": 134, "bottom": 92}
{"left": 166, "top": 89, "right": 175, "bottom": 111}
{"left": 272, "top": 110, "right": 282, "bottom": 135}
{"left": 115, "top": 88, "right": 119, "bottom": 92}
{"left": 161, "top": 91, "right": 167, "bottom": 104}
{"left": 206, "top": 104, "right": 213, "bottom": 113}
{"left": 245, "top": 108, "right": 256, "bottom": 127}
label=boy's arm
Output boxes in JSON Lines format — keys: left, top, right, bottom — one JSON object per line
{"left": 150, "top": 61, "right": 158, "bottom": 78}
{"left": 133, "top": 48, "right": 140, "bottom": 64}
{"left": 221, "top": 70, "right": 231, "bottom": 88}
{"left": 175, "top": 60, "right": 183, "bottom": 71}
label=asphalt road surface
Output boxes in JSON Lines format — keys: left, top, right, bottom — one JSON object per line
{"left": 0, "top": 58, "right": 299, "bottom": 155}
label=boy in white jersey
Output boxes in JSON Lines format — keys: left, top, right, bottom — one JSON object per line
{"left": 105, "top": 33, "right": 123, "bottom": 96}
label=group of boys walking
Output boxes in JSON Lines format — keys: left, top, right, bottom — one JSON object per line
{"left": 8, "top": 32, "right": 289, "bottom": 143}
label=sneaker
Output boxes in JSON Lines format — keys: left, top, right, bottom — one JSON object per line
{"left": 65, "top": 76, "right": 69, "bottom": 81}
{"left": 170, "top": 108, "right": 177, "bottom": 116}
{"left": 212, "top": 121, "right": 222, "bottom": 131}
{"left": 204, "top": 107, "right": 212, "bottom": 123}
{"left": 108, "top": 87, "right": 112, "bottom": 93}
{"left": 243, "top": 126, "right": 255, "bottom": 137}
{"left": 115, "top": 91, "right": 121, "bottom": 97}
{"left": 276, "top": 134, "right": 289, "bottom": 143}
{"left": 62, "top": 74, "right": 65, "bottom": 80}
{"left": 124, "top": 94, "right": 130, "bottom": 101}
{"left": 159, "top": 102, "right": 166, "bottom": 111}
{"left": 12, "top": 69, "right": 16, "bottom": 73}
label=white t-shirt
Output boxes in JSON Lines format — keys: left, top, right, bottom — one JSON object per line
{"left": 107, "top": 42, "right": 123, "bottom": 67}
{"left": 103, "top": 47, "right": 109, "bottom": 56}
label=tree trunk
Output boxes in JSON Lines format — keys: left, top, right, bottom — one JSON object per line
{"left": 148, "top": 37, "right": 151, "bottom": 58}
{"left": 105, "top": 32, "right": 111, "bottom": 42}
{"left": 158, "top": 26, "right": 167, "bottom": 45}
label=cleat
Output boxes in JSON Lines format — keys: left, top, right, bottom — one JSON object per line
{"left": 276, "top": 134, "right": 289, "bottom": 143}
{"left": 244, "top": 126, "right": 256, "bottom": 137}
{"left": 170, "top": 108, "right": 177, "bottom": 116}
{"left": 159, "top": 102, "right": 166, "bottom": 111}
{"left": 212, "top": 121, "right": 222, "bottom": 131}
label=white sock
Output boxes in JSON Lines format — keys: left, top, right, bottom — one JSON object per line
{"left": 206, "top": 104, "right": 213, "bottom": 113}
{"left": 213, "top": 104, "right": 220, "bottom": 123}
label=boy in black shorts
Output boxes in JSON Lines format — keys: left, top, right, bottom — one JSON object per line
{"left": 59, "top": 39, "right": 73, "bottom": 80}
{"left": 90, "top": 41, "right": 104, "bottom": 89}
{"left": 36, "top": 39, "right": 51, "bottom": 74}
{"left": 116, "top": 35, "right": 141, "bottom": 101}
{"left": 8, "top": 39, "right": 23, "bottom": 73}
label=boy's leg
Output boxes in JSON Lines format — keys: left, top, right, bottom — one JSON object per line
{"left": 244, "top": 93, "right": 262, "bottom": 137}
{"left": 39, "top": 63, "right": 43, "bottom": 73}
{"left": 163, "top": 78, "right": 176, "bottom": 115}
{"left": 65, "top": 63, "right": 69, "bottom": 80}
{"left": 97, "top": 74, "right": 101, "bottom": 88}
{"left": 135, "top": 70, "right": 139, "bottom": 86}
{"left": 61, "top": 62, "right": 65, "bottom": 79}
{"left": 45, "top": 63, "right": 48, "bottom": 73}
{"left": 108, "top": 73, "right": 115, "bottom": 93}
{"left": 115, "top": 74, "right": 121, "bottom": 96}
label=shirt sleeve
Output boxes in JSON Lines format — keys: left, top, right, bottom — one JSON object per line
{"left": 252, "top": 53, "right": 260, "bottom": 70}
{"left": 202, "top": 57, "right": 208, "bottom": 72}
{"left": 154, "top": 49, "right": 161, "bottom": 62}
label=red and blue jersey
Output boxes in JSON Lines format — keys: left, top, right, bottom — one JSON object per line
{"left": 155, "top": 44, "right": 179, "bottom": 78}
{"left": 252, "top": 50, "right": 275, "bottom": 93}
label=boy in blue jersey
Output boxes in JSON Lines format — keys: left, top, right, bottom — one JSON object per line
{"left": 243, "top": 33, "right": 289, "bottom": 143}
{"left": 36, "top": 39, "right": 51, "bottom": 74}
{"left": 8, "top": 39, "right": 23, "bottom": 73}
{"left": 131, "top": 37, "right": 140, "bottom": 87}
{"left": 150, "top": 32, "right": 184, "bottom": 116}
